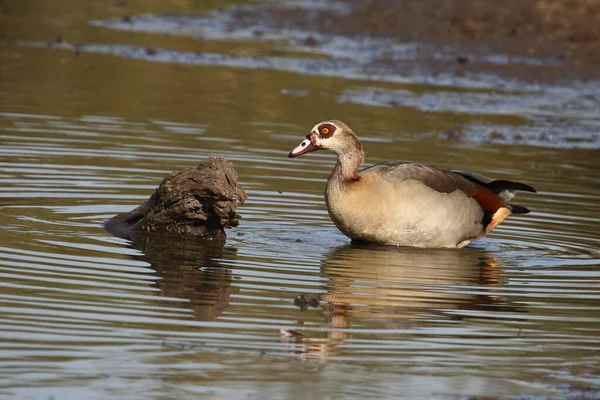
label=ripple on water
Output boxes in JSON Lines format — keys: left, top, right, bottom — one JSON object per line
{"left": 1, "top": 103, "right": 599, "bottom": 398}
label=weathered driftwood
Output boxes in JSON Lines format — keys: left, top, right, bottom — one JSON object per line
{"left": 104, "top": 157, "right": 247, "bottom": 240}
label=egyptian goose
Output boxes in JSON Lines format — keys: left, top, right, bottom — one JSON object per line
{"left": 288, "top": 120, "right": 536, "bottom": 248}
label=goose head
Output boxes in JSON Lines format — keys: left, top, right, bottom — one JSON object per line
{"left": 288, "top": 120, "right": 362, "bottom": 158}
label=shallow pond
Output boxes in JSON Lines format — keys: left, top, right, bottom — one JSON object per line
{"left": 1, "top": 1, "right": 599, "bottom": 399}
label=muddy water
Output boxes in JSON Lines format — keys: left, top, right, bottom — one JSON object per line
{"left": 1, "top": 1, "right": 599, "bottom": 399}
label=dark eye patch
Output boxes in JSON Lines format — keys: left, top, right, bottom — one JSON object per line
{"left": 318, "top": 123, "right": 336, "bottom": 138}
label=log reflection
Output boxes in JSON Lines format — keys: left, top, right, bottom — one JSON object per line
{"left": 125, "top": 233, "right": 237, "bottom": 321}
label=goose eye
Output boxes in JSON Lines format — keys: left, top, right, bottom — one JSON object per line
{"left": 321, "top": 127, "right": 329, "bottom": 135}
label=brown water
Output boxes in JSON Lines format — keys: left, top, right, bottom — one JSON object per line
{"left": 1, "top": 1, "right": 599, "bottom": 399}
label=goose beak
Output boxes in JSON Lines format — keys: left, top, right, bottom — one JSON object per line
{"left": 288, "top": 137, "right": 317, "bottom": 158}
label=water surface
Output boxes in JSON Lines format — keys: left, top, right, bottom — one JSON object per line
{"left": 1, "top": 1, "right": 599, "bottom": 399}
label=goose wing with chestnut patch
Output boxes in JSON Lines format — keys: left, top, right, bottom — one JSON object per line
{"left": 360, "top": 162, "right": 511, "bottom": 230}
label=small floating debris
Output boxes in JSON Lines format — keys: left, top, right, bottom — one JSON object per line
{"left": 488, "top": 130, "right": 507, "bottom": 140}
{"left": 441, "top": 129, "right": 463, "bottom": 141}
{"left": 456, "top": 55, "right": 469, "bottom": 64}
{"left": 47, "top": 35, "right": 80, "bottom": 55}
{"left": 280, "top": 329, "right": 303, "bottom": 338}
{"left": 303, "top": 35, "right": 319, "bottom": 46}
{"left": 281, "top": 88, "right": 308, "bottom": 97}
{"left": 294, "top": 294, "right": 320, "bottom": 311}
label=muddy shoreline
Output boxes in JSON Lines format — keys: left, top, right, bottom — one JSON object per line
{"left": 233, "top": 0, "right": 600, "bottom": 83}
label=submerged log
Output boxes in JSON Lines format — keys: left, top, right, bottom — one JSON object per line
{"left": 104, "top": 156, "right": 247, "bottom": 240}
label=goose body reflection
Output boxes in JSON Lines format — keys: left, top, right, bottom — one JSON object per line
{"left": 284, "top": 244, "right": 523, "bottom": 362}
{"left": 321, "top": 245, "right": 506, "bottom": 326}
